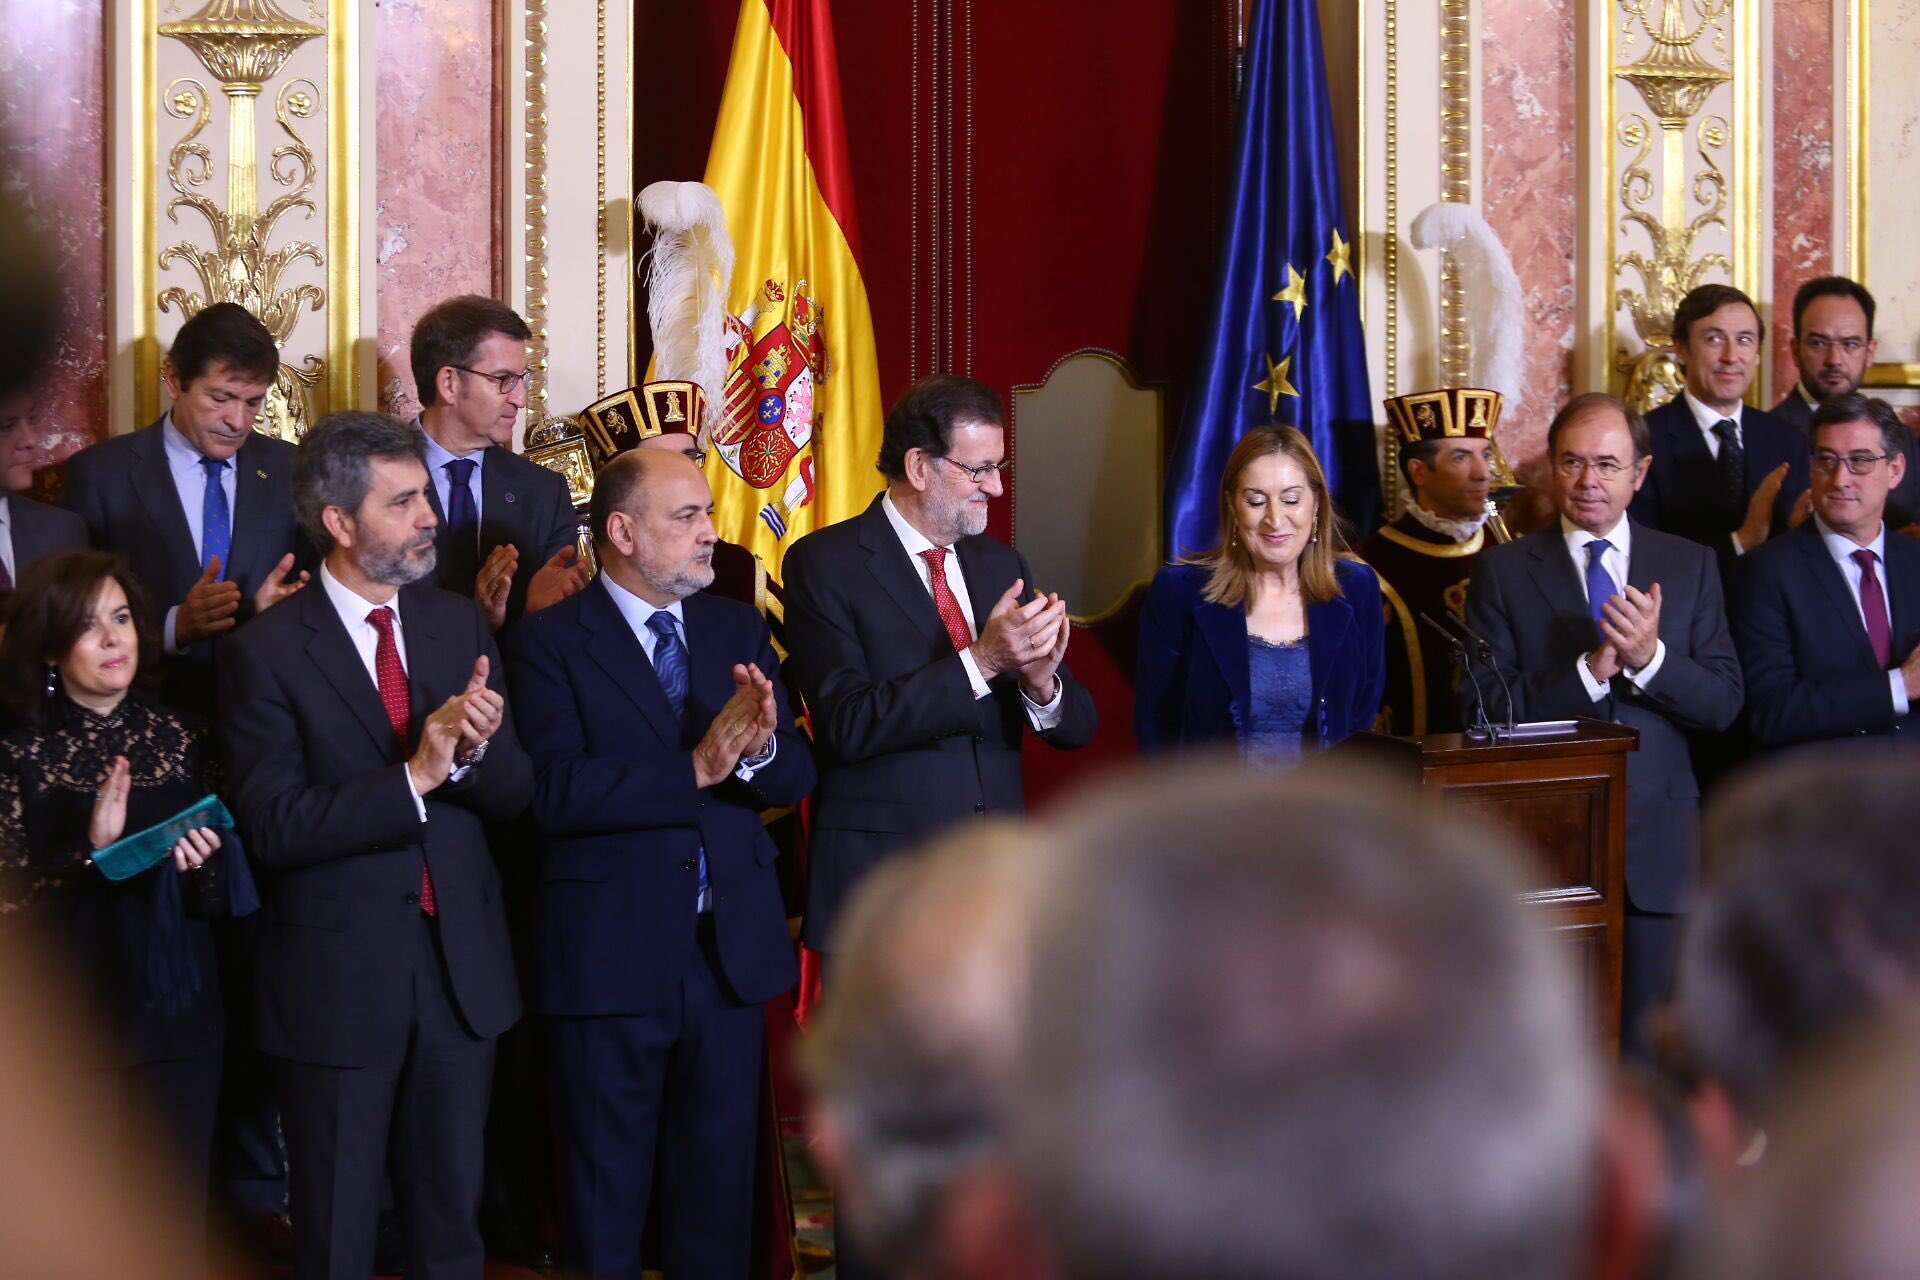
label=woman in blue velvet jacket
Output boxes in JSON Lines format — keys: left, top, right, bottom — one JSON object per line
{"left": 1136, "top": 425, "right": 1385, "bottom": 768}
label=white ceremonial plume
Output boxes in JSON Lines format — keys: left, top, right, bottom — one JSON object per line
{"left": 637, "top": 180, "right": 735, "bottom": 440}
{"left": 1410, "top": 201, "right": 1525, "bottom": 418}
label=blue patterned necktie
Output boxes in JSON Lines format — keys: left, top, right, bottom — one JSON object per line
{"left": 646, "top": 611, "right": 708, "bottom": 911}
{"left": 199, "top": 456, "right": 231, "bottom": 580}
{"left": 441, "top": 457, "right": 480, "bottom": 594}
{"left": 1585, "top": 538, "right": 1617, "bottom": 627}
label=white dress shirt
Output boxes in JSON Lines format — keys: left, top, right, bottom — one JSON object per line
{"left": 418, "top": 422, "right": 486, "bottom": 555}
{"left": 1812, "top": 515, "right": 1909, "bottom": 715}
{"left": 1561, "top": 515, "right": 1668, "bottom": 701}
{"left": 599, "top": 573, "right": 775, "bottom": 778}
{"left": 317, "top": 562, "right": 477, "bottom": 819}
{"left": 1681, "top": 391, "right": 1755, "bottom": 556}
{"left": 880, "top": 492, "right": 1064, "bottom": 728}
{"left": 160, "top": 414, "right": 240, "bottom": 653}
{"left": 0, "top": 495, "right": 16, "bottom": 587}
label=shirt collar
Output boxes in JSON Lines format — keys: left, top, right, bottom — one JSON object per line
{"left": 1683, "top": 389, "right": 1743, "bottom": 434}
{"left": 1813, "top": 512, "right": 1888, "bottom": 566}
{"left": 0, "top": 493, "right": 12, "bottom": 530}
{"left": 881, "top": 490, "right": 943, "bottom": 557}
{"left": 160, "top": 412, "right": 227, "bottom": 471}
{"left": 1560, "top": 513, "right": 1632, "bottom": 559}
{"left": 415, "top": 417, "right": 484, "bottom": 471}
{"left": 599, "top": 570, "right": 684, "bottom": 636}
{"left": 318, "top": 560, "right": 399, "bottom": 629}
{"left": 1797, "top": 381, "right": 1822, "bottom": 409}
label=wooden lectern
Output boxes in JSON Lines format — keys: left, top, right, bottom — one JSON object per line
{"left": 1338, "top": 719, "right": 1638, "bottom": 1053}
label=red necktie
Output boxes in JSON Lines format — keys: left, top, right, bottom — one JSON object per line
{"left": 368, "top": 607, "right": 436, "bottom": 916}
{"left": 919, "top": 547, "right": 974, "bottom": 652}
{"left": 1853, "top": 549, "right": 1894, "bottom": 669}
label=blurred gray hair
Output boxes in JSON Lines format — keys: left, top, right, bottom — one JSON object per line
{"left": 292, "top": 411, "right": 428, "bottom": 551}
{"left": 1014, "top": 760, "right": 1600, "bottom": 1280}
{"left": 800, "top": 821, "right": 1039, "bottom": 1275}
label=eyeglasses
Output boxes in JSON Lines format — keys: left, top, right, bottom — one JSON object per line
{"left": 450, "top": 366, "right": 533, "bottom": 395}
{"left": 1811, "top": 449, "right": 1893, "bottom": 475}
{"left": 1801, "top": 335, "right": 1869, "bottom": 356}
{"left": 1554, "top": 455, "right": 1631, "bottom": 480}
{"left": 934, "top": 455, "right": 1013, "bottom": 484}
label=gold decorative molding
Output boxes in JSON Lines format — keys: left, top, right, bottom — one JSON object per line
{"left": 1383, "top": 0, "right": 1399, "bottom": 402}
{"left": 326, "top": 0, "right": 358, "bottom": 417}
{"left": 1437, "top": 0, "right": 1470, "bottom": 386}
{"left": 1608, "top": 0, "right": 1741, "bottom": 413}
{"left": 157, "top": 0, "right": 328, "bottom": 439}
{"left": 525, "top": 0, "right": 552, "bottom": 426}
{"left": 595, "top": 0, "right": 607, "bottom": 395}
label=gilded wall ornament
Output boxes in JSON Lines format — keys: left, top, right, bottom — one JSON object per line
{"left": 157, "top": 0, "right": 327, "bottom": 440}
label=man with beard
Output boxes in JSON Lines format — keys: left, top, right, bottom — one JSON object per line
{"left": 1358, "top": 388, "right": 1506, "bottom": 735}
{"left": 1773, "top": 277, "right": 1920, "bottom": 531}
{"left": 784, "top": 375, "right": 1096, "bottom": 1279}
{"left": 509, "top": 449, "right": 814, "bottom": 1278}
{"left": 219, "top": 411, "right": 532, "bottom": 1279}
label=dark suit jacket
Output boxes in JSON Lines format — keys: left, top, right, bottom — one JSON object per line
{"left": 1133, "top": 559, "right": 1385, "bottom": 754}
{"left": 7, "top": 493, "right": 87, "bottom": 578}
{"left": 1466, "top": 521, "right": 1743, "bottom": 913}
{"left": 1729, "top": 523, "right": 1920, "bottom": 748}
{"left": 1630, "top": 399, "right": 1810, "bottom": 562}
{"left": 783, "top": 495, "right": 1097, "bottom": 950}
{"left": 63, "top": 420, "right": 309, "bottom": 713}
{"left": 416, "top": 432, "right": 578, "bottom": 626}
{"left": 217, "top": 579, "right": 532, "bottom": 1068}
{"left": 1772, "top": 386, "right": 1920, "bottom": 530}
{"left": 508, "top": 576, "right": 811, "bottom": 1015}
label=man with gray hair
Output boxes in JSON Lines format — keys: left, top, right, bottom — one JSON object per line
{"left": 801, "top": 822, "right": 1049, "bottom": 1280}
{"left": 220, "top": 410, "right": 532, "bottom": 1279}
{"left": 1014, "top": 763, "right": 1600, "bottom": 1280}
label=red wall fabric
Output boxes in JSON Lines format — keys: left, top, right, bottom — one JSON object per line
{"left": 635, "top": 0, "right": 1239, "bottom": 806}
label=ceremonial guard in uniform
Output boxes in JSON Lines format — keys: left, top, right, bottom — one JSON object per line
{"left": 1358, "top": 387, "right": 1508, "bottom": 735}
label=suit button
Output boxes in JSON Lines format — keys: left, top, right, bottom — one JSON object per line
{"left": 682, "top": 858, "right": 698, "bottom": 871}
{"left": 972, "top": 734, "right": 983, "bottom": 742}
{"left": 973, "top": 802, "right": 985, "bottom": 815}
{"left": 405, "top": 891, "right": 420, "bottom": 906}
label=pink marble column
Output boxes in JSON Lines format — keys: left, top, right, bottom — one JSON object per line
{"left": 1771, "top": 0, "right": 1835, "bottom": 400}
{"left": 0, "top": 0, "right": 109, "bottom": 461}
{"left": 1480, "top": 0, "right": 1578, "bottom": 477}
{"left": 375, "top": 0, "right": 502, "bottom": 419}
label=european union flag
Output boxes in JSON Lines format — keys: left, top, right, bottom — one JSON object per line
{"left": 1165, "top": 0, "right": 1377, "bottom": 557}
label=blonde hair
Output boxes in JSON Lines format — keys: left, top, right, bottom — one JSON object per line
{"left": 1183, "top": 425, "right": 1349, "bottom": 607}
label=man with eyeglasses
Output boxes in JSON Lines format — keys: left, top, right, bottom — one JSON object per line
{"left": 409, "top": 295, "right": 590, "bottom": 631}
{"left": 783, "top": 373, "right": 1097, "bottom": 1279}
{"left": 1772, "top": 276, "right": 1920, "bottom": 530}
{"left": 1630, "top": 283, "right": 1811, "bottom": 564}
{"left": 1467, "top": 392, "right": 1742, "bottom": 1057}
{"left": 1731, "top": 392, "right": 1920, "bottom": 750}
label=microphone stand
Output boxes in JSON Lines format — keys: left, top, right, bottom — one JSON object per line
{"left": 1447, "top": 615, "right": 1518, "bottom": 737}
{"left": 1421, "top": 611, "right": 1493, "bottom": 741}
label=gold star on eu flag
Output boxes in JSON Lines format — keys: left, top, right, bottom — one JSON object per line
{"left": 1272, "top": 263, "right": 1308, "bottom": 319}
{"left": 1253, "top": 353, "right": 1298, "bottom": 413}
{"left": 1326, "top": 229, "right": 1351, "bottom": 286}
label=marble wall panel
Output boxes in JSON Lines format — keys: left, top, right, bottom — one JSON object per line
{"left": 1771, "top": 0, "right": 1833, "bottom": 397}
{"left": 374, "top": 0, "right": 499, "bottom": 419}
{"left": 0, "top": 0, "right": 109, "bottom": 460}
{"left": 1480, "top": 0, "right": 1577, "bottom": 474}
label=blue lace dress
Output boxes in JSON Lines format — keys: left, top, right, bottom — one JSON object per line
{"left": 1244, "top": 634, "right": 1312, "bottom": 772}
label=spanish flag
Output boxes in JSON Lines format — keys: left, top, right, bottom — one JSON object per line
{"left": 702, "top": 0, "right": 883, "bottom": 581}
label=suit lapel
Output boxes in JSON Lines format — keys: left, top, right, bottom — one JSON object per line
{"left": 1525, "top": 532, "right": 1592, "bottom": 623}
{"left": 229, "top": 433, "right": 275, "bottom": 584}
{"left": 478, "top": 449, "right": 517, "bottom": 558}
{"left": 681, "top": 592, "right": 733, "bottom": 726}
{"left": 1885, "top": 532, "right": 1920, "bottom": 648}
{"left": 954, "top": 536, "right": 1001, "bottom": 637}
{"left": 857, "top": 499, "right": 949, "bottom": 650}
{"left": 300, "top": 584, "right": 405, "bottom": 758}
{"left": 1804, "top": 528, "right": 1880, "bottom": 664}
{"left": 396, "top": 584, "right": 451, "bottom": 730}
{"left": 1304, "top": 588, "right": 1353, "bottom": 703}
{"left": 130, "top": 425, "right": 201, "bottom": 596}
{"left": 581, "top": 577, "right": 686, "bottom": 748}
{"left": 1194, "top": 598, "right": 1252, "bottom": 724}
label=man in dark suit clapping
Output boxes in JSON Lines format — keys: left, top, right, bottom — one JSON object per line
{"left": 510, "top": 448, "right": 814, "bottom": 1278}
{"left": 1732, "top": 393, "right": 1920, "bottom": 750}
{"left": 1468, "top": 392, "right": 1743, "bottom": 1057}
{"left": 220, "top": 411, "right": 531, "bottom": 1280}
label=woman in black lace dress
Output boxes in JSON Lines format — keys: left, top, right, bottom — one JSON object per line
{"left": 0, "top": 549, "right": 226, "bottom": 1253}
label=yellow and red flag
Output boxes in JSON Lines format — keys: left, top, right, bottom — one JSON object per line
{"left": 701, "top": 0, "right": 883, "bottom": 581}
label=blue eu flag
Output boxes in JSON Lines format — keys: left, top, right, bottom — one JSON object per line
{"left": 1165, "top": 0, "right": 1377, "bottom": 558}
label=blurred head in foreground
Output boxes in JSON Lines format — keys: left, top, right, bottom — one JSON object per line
{"left": 802, "top": 821, "right": 1050, "bottom": 1280}
{"left": 1013, "top": 760, "right": 1600, "bottom": 1280}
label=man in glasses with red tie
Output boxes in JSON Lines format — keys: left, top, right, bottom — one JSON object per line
{"left": 1732, "top": 392, "right": 1920, "bottom": 750}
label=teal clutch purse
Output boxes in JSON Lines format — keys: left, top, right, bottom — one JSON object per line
{"left": 89, "top": 795, "right": 236, "bottom": 882}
